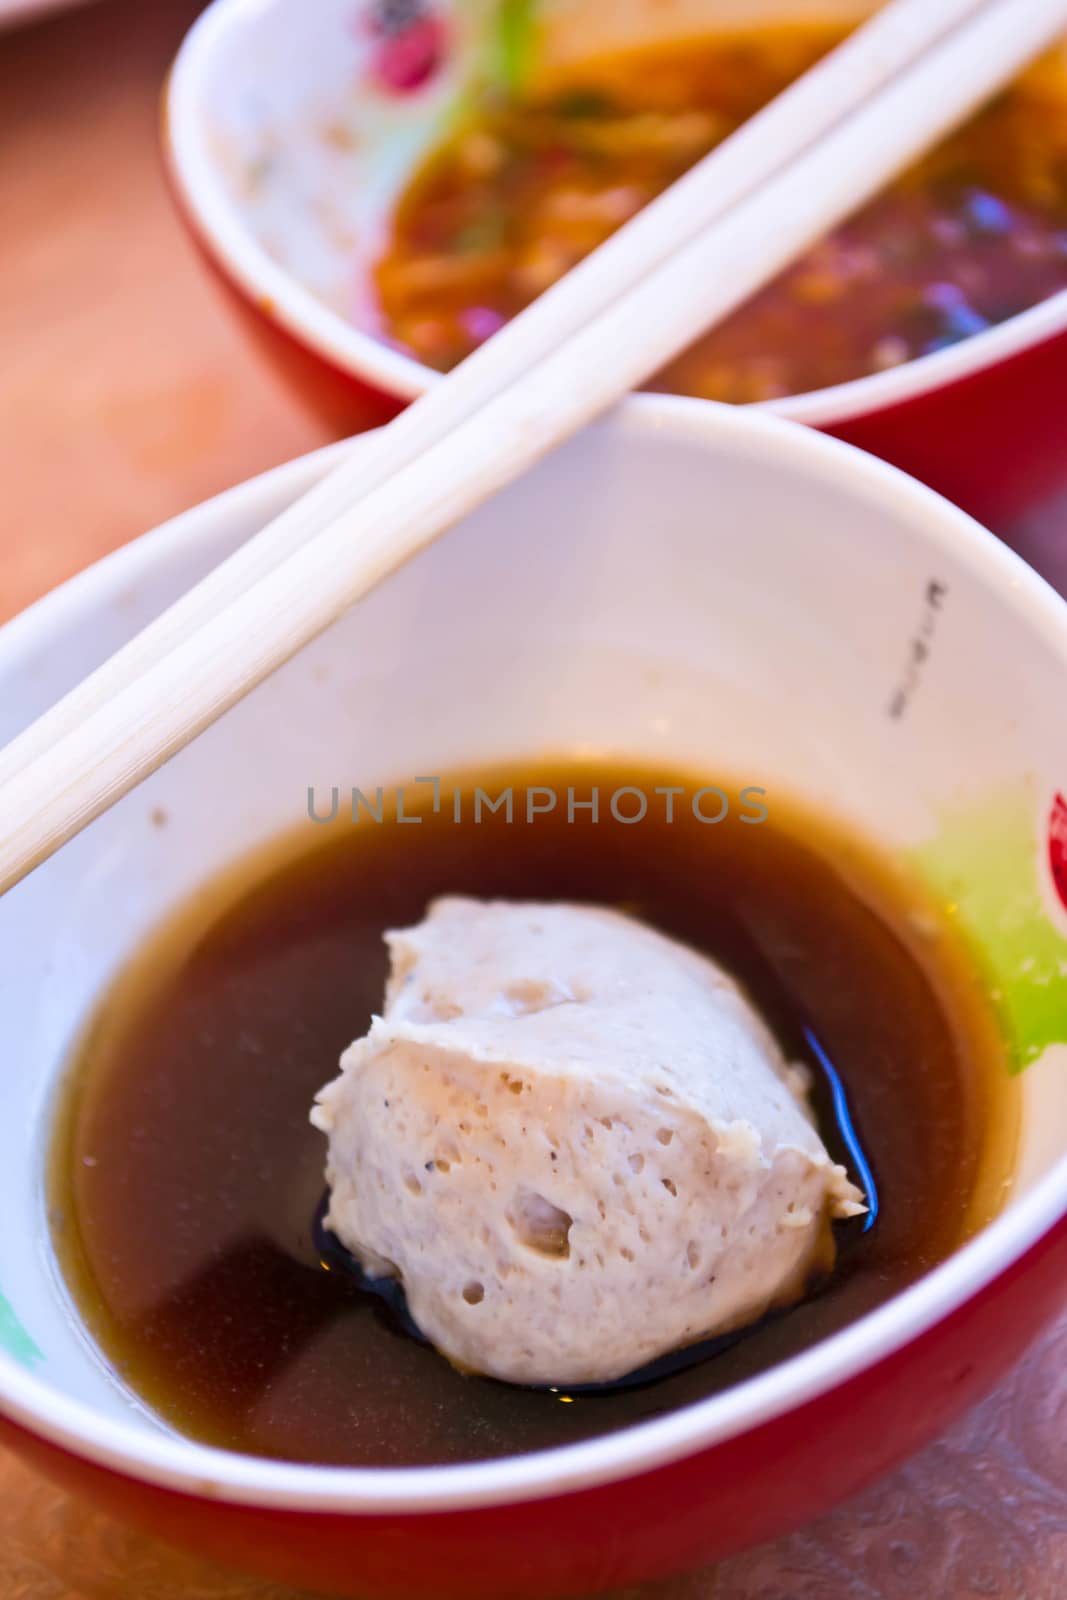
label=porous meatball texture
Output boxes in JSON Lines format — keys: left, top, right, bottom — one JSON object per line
{"left": 311, "top": 897, "right": 865, "bottom": 1386}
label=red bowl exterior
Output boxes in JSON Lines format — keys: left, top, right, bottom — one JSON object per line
{"left": 214, "top": 277, "right": 1067, "bottom": 531}
{"left": 823, "top": 321, "right": 1067, "bottom": 531}
{"left": 171, "top": 188, "right": 1067, "bottom": 534}
{"left": 163, "top": 135, "right": 1067, "bottom": 536}
{"left": 3, "top": 1209, "right": 1066, "bottom": 1600}
{"left": 159, "top": 140, "right": 403, "bottom": 438}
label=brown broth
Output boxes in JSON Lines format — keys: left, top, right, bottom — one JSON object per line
{"left": 48, "top": 764, "right": 1019, "bottom": 1466}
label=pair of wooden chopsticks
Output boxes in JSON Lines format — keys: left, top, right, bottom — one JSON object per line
{"left": 1, "top": 0, "right": 1065, "bottom": 895}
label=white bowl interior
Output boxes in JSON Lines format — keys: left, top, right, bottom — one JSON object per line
{"left": 0, "top": 400, "right": 1066, "bottom": 1501}
{"left": 167, "top": 0, "right": 1067, "bottom": 418}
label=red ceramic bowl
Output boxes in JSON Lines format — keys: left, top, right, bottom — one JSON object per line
{"left": 163, "top": 0, "right": 1067, "bottom": 530}
{"left": 1, "top": 401, "right": 1066, "bottom": 1597}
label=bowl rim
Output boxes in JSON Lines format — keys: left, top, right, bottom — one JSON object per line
{"left": 165, "top": 0, "right": 1067, "bottom": 425}
{"left": 1, "top": 395, "right": 1067, "bottom": 1514}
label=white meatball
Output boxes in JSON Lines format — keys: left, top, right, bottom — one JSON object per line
{"left": 311, "top": 898, "right": 864, "bottom": 1386}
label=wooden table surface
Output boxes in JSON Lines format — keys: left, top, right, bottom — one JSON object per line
{"left": 1, "top": 2, "right": 1065, "bottom": 1596}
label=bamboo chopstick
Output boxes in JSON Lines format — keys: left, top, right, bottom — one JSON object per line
{"left": 0, "top": 0, "right": 1004, "bottom": 792}
{"left": 1, "top": 0, "right": 1065, "bottom": 895}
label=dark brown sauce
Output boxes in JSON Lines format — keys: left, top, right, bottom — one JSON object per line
{"left": 49, "top": 764, "right": 1018, "bottom": 1466}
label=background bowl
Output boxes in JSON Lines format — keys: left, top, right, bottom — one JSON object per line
{"left": 1, "top": 398, "right": 1067, "bottom": 1598}
{"left": 164, "top": 0, "right": 1067, "bottom": 529}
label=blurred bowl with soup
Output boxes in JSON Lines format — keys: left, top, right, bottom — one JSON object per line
{"left": 166, "top": 0, "right": 1067, "bottom": 526}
